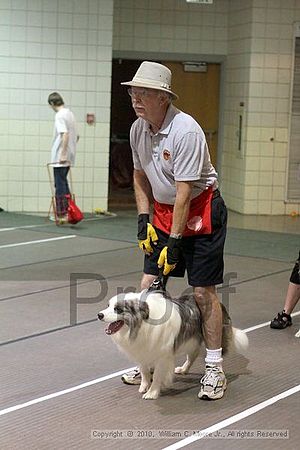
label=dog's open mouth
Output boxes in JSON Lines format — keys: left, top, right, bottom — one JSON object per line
{"left": 105, "top": 320, "right": 124, "bottom": 335}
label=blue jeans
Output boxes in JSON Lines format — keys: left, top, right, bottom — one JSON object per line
{"left": 54, "top": 167, "right": 70, "bottom": 216}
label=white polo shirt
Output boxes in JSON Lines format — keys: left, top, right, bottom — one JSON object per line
{"left": 51, "top": 107, "right": 77, "bottom": 167}
{"left": 130, "top": 104, "right": 218, "bottom": 205}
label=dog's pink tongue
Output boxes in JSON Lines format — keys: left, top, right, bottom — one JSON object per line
{"left": 105, "top": 320, "right": 124, "bottom": 335}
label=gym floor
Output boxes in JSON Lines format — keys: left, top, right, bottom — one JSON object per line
{"left": 0, "top": 209, "right": 299, "bottom": 450}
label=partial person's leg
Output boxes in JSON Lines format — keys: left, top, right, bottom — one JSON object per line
{"left": 283, "top": 282, "right": 300, "bottom": 315}
{"left": 53, "top": 167, "right": 70, "bottom": 216}
{"left": 271, "top": 253, "right": 300, "bottom": 329}
{"left": 193, "top": 286, "right": 222, "bottom": 350}
{"left": 60, "top": 167, "right": 70, "bottom": 215}
{"left": 285, "top": 254, "right": 300, "bottom": 313}
{"left": 141, "top": 273, "right": 157, "bottom": 290}
{"left": 54, "top": 168, "right": 63, "bottom": 216}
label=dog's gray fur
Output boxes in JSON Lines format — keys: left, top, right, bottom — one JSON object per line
{"left": 171, "top": 295, "right": 232, "bottom": 353}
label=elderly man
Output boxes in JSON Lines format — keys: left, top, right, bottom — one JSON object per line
{"left": 121, "top": 61, "right": 228, "bottom": 400}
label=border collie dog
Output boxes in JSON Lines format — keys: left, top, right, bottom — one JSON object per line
{"left": 98, "top": 290, "right": 248, "bottom": 400}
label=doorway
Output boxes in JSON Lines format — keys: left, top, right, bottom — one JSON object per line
{"left": 108, "top": 59, "right": 144, "bottom": 208}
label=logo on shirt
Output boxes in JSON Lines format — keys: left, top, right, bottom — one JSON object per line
{"left": 163, "top": 149, "right": 171, "bottom": 161}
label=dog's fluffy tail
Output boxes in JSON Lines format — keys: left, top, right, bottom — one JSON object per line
{"left": 232, "top": 327, "right": 249, "bottom": 353}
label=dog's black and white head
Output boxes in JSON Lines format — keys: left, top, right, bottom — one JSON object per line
{"left": 98, "top": 292, "right": 150, "bottom": 340}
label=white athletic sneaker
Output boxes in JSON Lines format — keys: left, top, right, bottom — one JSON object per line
{"left": 121, "top": 368, "right": 141, "bottom": 385}
{"left": 198, "top": 365, "right": 227, "bottom": 400}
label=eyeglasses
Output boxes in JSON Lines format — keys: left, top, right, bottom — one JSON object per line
{"left": 127, "top": 87, "right": 154, "bottom": 99}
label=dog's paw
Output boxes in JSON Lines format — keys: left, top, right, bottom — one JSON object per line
{"left": 295, "top": 329, "right": 300, "bottom": 338}
{"left": 142, "top": 389, "right": 159, "bottom": 400}
{"left": 174, "top": 365, "right": 188, "bottom": 375}
{"left": 139, "top": 383, "right": 150, "bottom": 393}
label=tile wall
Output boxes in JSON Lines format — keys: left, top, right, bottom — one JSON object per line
{"left": 0, "top": 0, "right": 113, "bottom": 213}
{"left": 113, "top": 0, "right": 228, "bottom": 55}
{"left": 222, "top": 0, "right": 300, "bottom": 214}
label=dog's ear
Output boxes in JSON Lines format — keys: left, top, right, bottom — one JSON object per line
{"left": 123, "top": 300, "right": 150, "bottom": 340}
{"left": 139, "top": 301, "right": 149, "bottom": 320}
{"left": 124, "top": 300, "right": 149, "bottom": 320}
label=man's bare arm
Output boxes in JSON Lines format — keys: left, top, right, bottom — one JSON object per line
{"left": 60, "top": 132, "right": 69, "bottom": 162}
{"left": 133, "top": 169, "right": 154, "bottom": 214}
{"left": 171, "top": 181, "right": 193, "bottom": 235}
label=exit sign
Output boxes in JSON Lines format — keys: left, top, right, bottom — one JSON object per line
{"left": 186, "top": 0, "right": 213, "bottom": 4}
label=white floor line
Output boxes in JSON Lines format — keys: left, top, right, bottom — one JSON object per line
{"left": 0, "top": 225, "right": 41, "bottom": 232}
{"left": 0, "top": 313, "right": 299, "bottom": 418}
{"left": 0, "top": 367, "right": 136, "bottom": 417}
{"left": 161, "top": 384, "right": 300, "bottom": 450}
{"left": 0, "top": 216, "right": 114, "bottom": 232}
{"left": 0, "top": 235, "right": 76, "bottom": 249}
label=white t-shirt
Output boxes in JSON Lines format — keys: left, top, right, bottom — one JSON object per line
{"left": 130, "top": 104, "right": 218, "bottom": 204}
{"left": 51, "top": 107, "right": 77, "bottom": 167}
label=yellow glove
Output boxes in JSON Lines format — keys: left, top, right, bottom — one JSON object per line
{"left": 157, "top": 236, "right": 182, "bottom": 275}
{"left": 137, "top": 214, "right": 158, "bottom": 254}
{"left": 157, "top": 246, "right": 177, "bottom": 276}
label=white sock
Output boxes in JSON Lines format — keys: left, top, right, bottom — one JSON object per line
{"left": 205, "top": 348, "right": 223, "bottom": 366}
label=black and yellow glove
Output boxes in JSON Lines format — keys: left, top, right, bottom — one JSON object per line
{"left": 137, "top": 214, "right": 158, "bottom": 254}
{"left": 158, "top": 235, "right": 182, "bottom": 276}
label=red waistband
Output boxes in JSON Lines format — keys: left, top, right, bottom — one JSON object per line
{"left": 152, "top": 187, "right": 214, "bottom": 236}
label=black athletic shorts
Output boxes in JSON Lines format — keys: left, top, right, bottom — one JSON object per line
{"left": 290, "top": 251, "right": 300, "bottom": 285}
{"left": 144, "top": 194, "right": 227, "bottom": 287}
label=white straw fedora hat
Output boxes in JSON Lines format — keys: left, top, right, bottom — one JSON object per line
{"left": 121, "top": 61, "right": 178, "bottom": 100}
